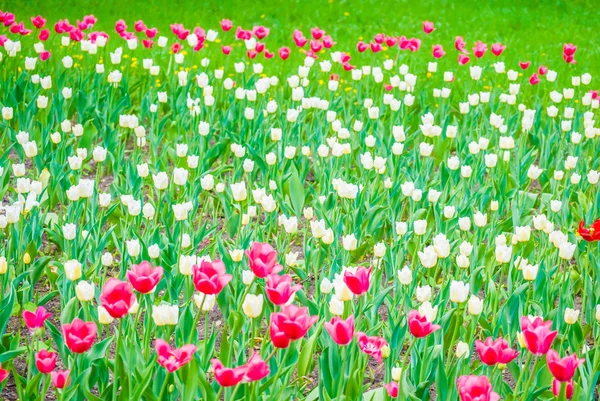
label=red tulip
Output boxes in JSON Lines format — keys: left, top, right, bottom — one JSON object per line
{"left": 408, "top": 310, "right": 441, "bottom": 338}
{"left": 520, "top": 316, "right": 557, "bottom": 355}
{"left": 245, "top": 242, "right": 282, "bottom": 278}
{"left": 211, "top": 359, "right": 246, "bottom": 387}
{"left": 322, "top": 35, "right": 335, "bottom": 48}
{"left": 457, "top": 375, "right": 499, "bottom": 401}
{"left": 252, "top": 26, "right": 269, "bottom": 40}
{"left": 538, "top": 65, "right": 548, "bottom": 75}
{"left": 491, "top": 43, "right": 506, "bottom": 56}
{"left": 519, "top": 61, "right": 530, "bottom": 70}
{"left": 529, "top": 74, "right": 540, "bottom": 85}
{"left": 145, "top": 28, "right": 157, "bottom": 38}
{"left": 243, "top": 352, "right": 270, "bottom": 382}
{"left": 475, "top": 337, "right": 519, "bottom": 365}
{"left": 35, "top": 350, "right": 57, "bottom": 374}
{"left": 577, "top": 219, "right": 600, "bottom": 242}
{"left": 343, "top": 267, "right": 371, "bottom": 296}
{"left": 62, "top": 318, "right": 97, "bottom": 353}
{"left": 455, "top": 36, "right": 467, "bottom": 53}
{"left": 473, "top": 41, "right": 487, "bottom": 58}
{"left": 100, "top": 278, "right": 136, "bottom": 318}
{"left": 171, "top": 42, "right": 182, "bottom": 54}
{"left": 134, "top": 20, "right": 146, "bottom": 32}
{"left": 270, "top": 305, "right": 317, "bottom": 341}
{"left": 546, "top": 350, "right": 584, "bottom": 382}
{"left": 407, "top": 38, "right": 421, "bottom": 52}
{"left": 23, "top": 306, "right": 51, "bottom": 332}
{"left": 370, "top": 42, "right": 382, "bottom": 53}
{"left": 50, "top": 370, "right": 70, "bottom": 389}
{"left": 221, "top": 45, "right": 232, "bottom": 55}
{"left": 432, "top": 44, "right": 446, "bottom": 59}
{"left": 264, "top": 50, "right": 274, "bottom": 59}
{"left": 220, "top": 19, "right": 232, "bottom": 31}
{"left": 458, "top": 54, "right": 470, "bottom": 65}
{"left": 127, "top": 261, "right": 163, "bottom": 294}
{"left": 310, "top": 27, "right": 325, "bottom": 40}
{"left": 356, "top": 332, "right": 388, "bottom": 363}
{"left": 422, "top": 21, "right": 435, "bottom": 34}
{"left": 357, "top": 41, "right": 368, "bottom": 52}
{"left": 563, "top": 43, "right": 577, "bottom": 57}
{"left": 310, "top": 39, "right": 323, "bottom": 53}
{"left": 265, "top": 274, "right": 301, "bottom": 305}
{"left": 269, "top": 313, "right": 291, "bottom": 348}
{"left": 278, "top": 46, "right": 290, "bottom": 60}
{"left": 374, "top": 33, "right": 385, "bottom": 44}
{"left": 384, "top": 382, "right": 399, "bottom": 398}
{"left": 155, "top": 339, "right": 196, "bottom": 372}
{"left": 39, "top": 29, "right": 50, "bottom": 41}
{"left": 292, "top": 29, "right": 307, "bottom": 47}
{"left": 31, "top": 15, "right": 46, "bottom": 29}
{"left": 325, "top": 316, "right": 354, "bottom": 346}
{"left": 0, "top": 365, "right": 8, "bottom": 382}
{"left": 192, "top": 259, "right": 232, "bottom": 295}
{"left": 552, "top": 379, "right": 574, "bottom": 399}
{"left": 385, "top": 36, "right": 397, "bottom": 47}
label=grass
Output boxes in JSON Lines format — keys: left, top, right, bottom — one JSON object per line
{"left": 3, "top": 0, "right": 600, "bottom": 69}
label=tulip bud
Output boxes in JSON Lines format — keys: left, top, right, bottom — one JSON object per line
{"left": 242, "top": 294, "right": 263, "bottom": 318}
{"left": 64, "top": 260, "right": 82, "bottom": 280}
{"left": 23, "top": 253, "right": 31, "bottom": 264}
{"left": 456, "top": 341, "right": 470, "bottom": 358}
{"left": 391, "top": 367, "right": 402, "bottom": 381}
{"left": 564, "top": 308, "right": 579, "bottom": 324}
{"left": 75, "top": 281, "right": 95, "bottom": 302}
{"left": 380, "top": 345, "right": 390, "bottom": 359}
{"left": 0, "top": 257, "right": 7, "bottom": 274}
{"left": 98, "top": 306, "right": 114, "bottom": 325}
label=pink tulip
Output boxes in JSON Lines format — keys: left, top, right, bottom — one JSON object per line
{"left": 491, "top": 43, "right": 506, "bottom": 56}
{"left": 432, "top": 44, "right": 446, "bottom": 58}
{"left": 422, "top": 21, "right": 435, "bottom": 34}
{"left": 473, "top": 41, "right": 487, "bottom": 58}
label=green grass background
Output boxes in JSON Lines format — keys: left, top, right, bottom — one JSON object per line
{"left": 3, "top": 0, "right": 600, "bottom": 69}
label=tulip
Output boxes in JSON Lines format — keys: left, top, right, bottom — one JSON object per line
{"left": 265, "top": 274, "right": 301, "bottom": 305}
{"left": 245, "top": 242, "right": 282, "bottom": 278}
{"left": 192, "top": 259, "right": 232, "bottom": 295}
{"left": 100, "top": 278, "right": 136, "bottom": 318}
{"left": 552, "top": 379, "right": 574, "bottom": 399}
{"left": 422, "top": 21, "right": 435, "bottom": 34}
{"left": 457, "top": 375, "right": 499, "bottom": 401}
{"left": 473, "top": 41, "right": 487, "bottom": 58}
{"left": 0, "top": 365, "right": 7, "bottom": 382}
{"left": 35, "top": 349, "right": 57, "bottom": 373}
{"left": 408, "top": 310, "right": 441, "bottom": 338}
{"left": 127, "top": 261, "right": 163, "bottom": 294}
{"left": 384, "top": 382, "right": 399, "bottom": 398}
{"left": 23, "top": 306, "right": 51, "bottom": 332}
{"left": 520, "top": 316, "right": 557, "bottom": 355}
{"left": 324, "top": 315, "right": 355, "bottom": 346}
{"left": 491, "top": 43, "right": 506, "bottom": 56}
{"left": 270, "top": 304, "right": 317, "bottom": 343}
{"left": 155, "top": 339, "right": 196, "bottom": 372}
{"left": 546, "top": 350, "right": 584, "bottom": 382}
{"left": 577, "top": 218, "right": 600, "bottom": 241}
{"left": 211, "top": 359, "right": 247, "bottom": 387}
{"left": 51, "top": 370, "right": 70, "bottom": 389}
{"left": 475, "top": 337, "right": 519, "bottom": 365}
{"left": 62, "top": 318, "right": 96, "bottom": 353}
{"left": 244, "top": 352, "right": 270, "bottom": 382}
{"left": 356, "top": 332, "right": 388, "bottom": 362}
{"left": 343, "top": 267, "right": 371, "bottom": 296}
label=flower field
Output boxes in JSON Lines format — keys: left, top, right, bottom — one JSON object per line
{"left": 0, "top": 1, "right": 599, "bottom": 400}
